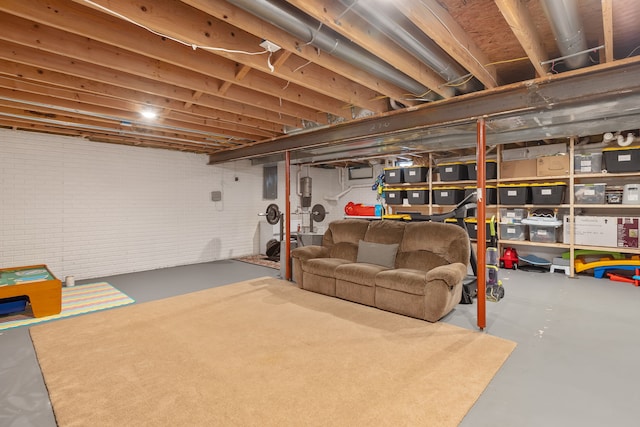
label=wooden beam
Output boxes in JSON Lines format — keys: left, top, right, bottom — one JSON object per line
{"left": 0, "top": 92, "right": 259, "bottom": 142}
{"left": 394, "top": 0, "right": 498, "bottom": 89}
{"left": 285, "top": 0, "right": 454, "bottom": 99}
{"left": 0, "top": 57, "right": 294, "bottom": 133}
{"left": 0, "top": 18, "right": 322, "bottom": 123}
{"left": 60, "top": 0, "right": 387, "bottom": 113}
{"left": 602, "top": 0, "right": 614, "bottom": 63}
{"left": 0, "top": 4, "right": 336, "bottom": 120}
{"left": 184, "top": 90, "right": 203, "bottom": 109}
{"left": 494, "top": 0, "right": 550, "bottom": 77}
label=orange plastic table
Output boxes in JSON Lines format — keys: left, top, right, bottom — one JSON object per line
{"left": 0, "top": 264, "right": 62, "bottom": 317}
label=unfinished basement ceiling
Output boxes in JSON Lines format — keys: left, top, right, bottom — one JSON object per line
{"left": 1, "top": 1, "right": 639, "bottom": 164}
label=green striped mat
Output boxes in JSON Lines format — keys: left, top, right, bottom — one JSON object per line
{"left": 0, "top": 282, "right": 135, "bottom": 331}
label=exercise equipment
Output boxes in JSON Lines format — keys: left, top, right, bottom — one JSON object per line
{"left": 486, "top": 216, "right": 505, "bottom": 302}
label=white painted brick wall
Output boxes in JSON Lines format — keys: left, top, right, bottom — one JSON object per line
{"left": 0, "top": 129, "right": 276, "bottom": 280}
{"left": 1, "top": 129, "right": 393, "bottom": 281}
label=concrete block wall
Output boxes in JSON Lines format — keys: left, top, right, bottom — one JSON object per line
{"left": 0, "top": 129, "right": 271, "bottom": 280}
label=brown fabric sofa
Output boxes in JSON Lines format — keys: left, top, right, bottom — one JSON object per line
{"left": 291, "top": 219, "right": 470, "bottom": 322}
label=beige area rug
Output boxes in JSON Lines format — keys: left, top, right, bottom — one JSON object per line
{"left": 30, "top": 277, "right": 516, "bottom": 427}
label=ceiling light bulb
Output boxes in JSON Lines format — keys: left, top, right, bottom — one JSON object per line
{"left": 141, "top": 109, "right": 157, "bottom": 119}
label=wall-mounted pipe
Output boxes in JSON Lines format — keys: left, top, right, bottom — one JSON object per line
{"left": 541, "top": 0, "right": 588, "bottom": 69}
{"left": 227, "top": 0, "right": 434, "bottom": 98}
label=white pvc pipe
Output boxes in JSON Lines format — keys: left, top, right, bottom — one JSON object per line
{"left": 617, "top": 133, "right": 635, "bottom": 147}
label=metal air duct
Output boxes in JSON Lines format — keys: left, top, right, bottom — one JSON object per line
{"left": 541, "top": 0, "right": 588, "bottom": 69}
{"left": 227, "top": 0, "right": 434, "bottom": 99}
{"left": 337, "top": 0, "right": 481, "bottom": 94}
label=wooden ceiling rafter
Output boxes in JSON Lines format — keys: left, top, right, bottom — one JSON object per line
{"left": 63, "top": 0, "right": 388, "bottom": 114}
{"left": 601, "top": 0, "right": 614, "bottom": 62}
{"left": 0, "top": 0, "right": 638, "bottom": 159}
{"left": 0, "top": 78, "right": 277, "bottom": 140}
{"left": 494, "top": 0, "right": 550, "bottom": 77}
{"left": 395, "top": 0, "right": 498, "bottom": 89}
{"left": 0, "top": 11, "right": 333, "bottom": 123}
{"left": 0, "top": 60, "right": 285, "bottom": 134}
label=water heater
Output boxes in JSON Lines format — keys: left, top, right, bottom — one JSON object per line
{"left": 300, "top": 176, "right": 312, "bottom": 207}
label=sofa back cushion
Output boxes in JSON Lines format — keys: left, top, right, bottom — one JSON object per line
{"left": 396, "top": 222, "right": 470, "bottom": 271}
{"left": 363, "top": 219, "right": 406, "bottom": 245}
{"left": 324, "top": 219, "right": 370, "bottom": 261}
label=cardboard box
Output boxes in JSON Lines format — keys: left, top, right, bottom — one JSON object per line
{"left": 537, "top": 155, "right": 570, "bottom": 177}
{"left": 500, "top": 159, "right": 537, "bottom": 179}
{"left": 618, "top": 217, "right": 639, "bottom": 248}
{"left": 563, "top": 216, "right": 617, "bottom": 247}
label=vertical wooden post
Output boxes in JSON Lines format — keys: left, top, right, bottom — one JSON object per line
{"left": 476, "top": 118, "right": 487, "bottom": 330}
{"left": 285, "top": 150, "right": 292, "bottom": 280}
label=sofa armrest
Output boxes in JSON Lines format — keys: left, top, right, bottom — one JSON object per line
{"left": 425, "top": 263, "right": 468, "bottom": 289}
{"left": 291, "top": 245, "right": 329, "bottom": 261}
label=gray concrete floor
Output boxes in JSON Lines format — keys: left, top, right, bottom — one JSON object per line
{"left": 1, "top": 260, "right": 639, "bottom": 426}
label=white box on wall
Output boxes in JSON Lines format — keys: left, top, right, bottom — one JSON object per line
{"left": 563, "top": 216, "right": 617, "bottom": 247}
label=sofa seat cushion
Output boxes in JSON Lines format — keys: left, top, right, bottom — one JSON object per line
{"left": 375, "top": 268, "right": 429, "bottom": 295}
{"left": 302, "top": 258, "right": 352, "bottom": 278}
{"left": 335, "top": 262, "right": 389, "bottom": 287}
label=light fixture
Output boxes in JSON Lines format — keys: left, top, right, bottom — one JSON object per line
{"left": 140, "top": 109, "right": 157, "bottom": 119}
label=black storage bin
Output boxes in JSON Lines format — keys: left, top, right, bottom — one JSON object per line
{"left": 433, "top": 186, "right": 465, "bottom": 205}
{"left": 464, "top": 185, "right": 497, "bottom": 204}
{"left": 466, "top": 160, "right": 497, "bottom": 180}
{"left": 383, "top": 188, "right": 406, "bottom": 205}
{"left": 403, "top": 166, "right": 429, "bottom": 183}
{"left": 498, "top": 183, "right": 532, "bottom": 205}
{"left": 438, "top": 162, "right": 468, "bottom": 181}
{"left": 384, "top": 167, "right": 404, "bottom": 184}
{"left": 531, "top": 182, "right": 566, "bottom": 204}
{"left": 407, "top": 187, "right": 430, "bottom": 205}
{"left": 603, "top": 146, "right": 640, "bottom": 173}
{"left": 464, "top": 219, "right": 492, "bottom": 241}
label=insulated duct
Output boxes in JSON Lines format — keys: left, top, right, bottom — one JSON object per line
{"left": 337, "top": 0, "right": 481, "bottom": 94}
{"left": 541, "top": 0, "right": 588, "bottom": 69}
{"left": 227, "top": 0, "right": 434, "bottom": 98}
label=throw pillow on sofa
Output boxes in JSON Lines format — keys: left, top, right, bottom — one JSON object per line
{"left": 356, "top": 240, "right": 398, "bottom": 269}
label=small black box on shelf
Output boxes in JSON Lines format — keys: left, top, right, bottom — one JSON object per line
{"left": 384, "top": 167, "right": 404, "bottom": 184}
{"left": 437, "top": 162, "right": 468, "bottom": 181}
{"left": 530, "top": 182, "right": 566, "bottom": 204}
{"left": 603, "top": 146, "right": 640, "bottom": 173}
{"left": 403, "top": 166, "right": 429, "bottom": 183}
{"left": 466, "top": 160, "right": 497, "bottom": 180}
{"left": 433, "top": 186, "right": 465, "bottom": 205}
{"left": 407, "top": 187, "right": 430, "bottom": 205}
{"left": 383, "top": 188, "right": 406, "bottom": 205}
{"left": 498, "top": 184, "right": 532, "bottom": 205}
{"left": 464, "top": 185, "right": 497, "bottom": 204}
{"left": 464, "top": 218, "right": 492, "bottom": 241}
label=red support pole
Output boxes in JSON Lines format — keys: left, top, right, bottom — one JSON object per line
{"left": 285, "top": 151, "right": 292, "bottom": 280}
{"left": 476, "top": 118, "right": 487, "bottom": 330}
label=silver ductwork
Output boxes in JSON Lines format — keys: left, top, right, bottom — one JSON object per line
{"left": 227, "top": 0, "right": 435, "bottom": 99}
{"left": 337, "top": 0, "right": 481, "bottom": 94}
{"left": 541, "top": 0, "right": 588, "bottom": 69}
